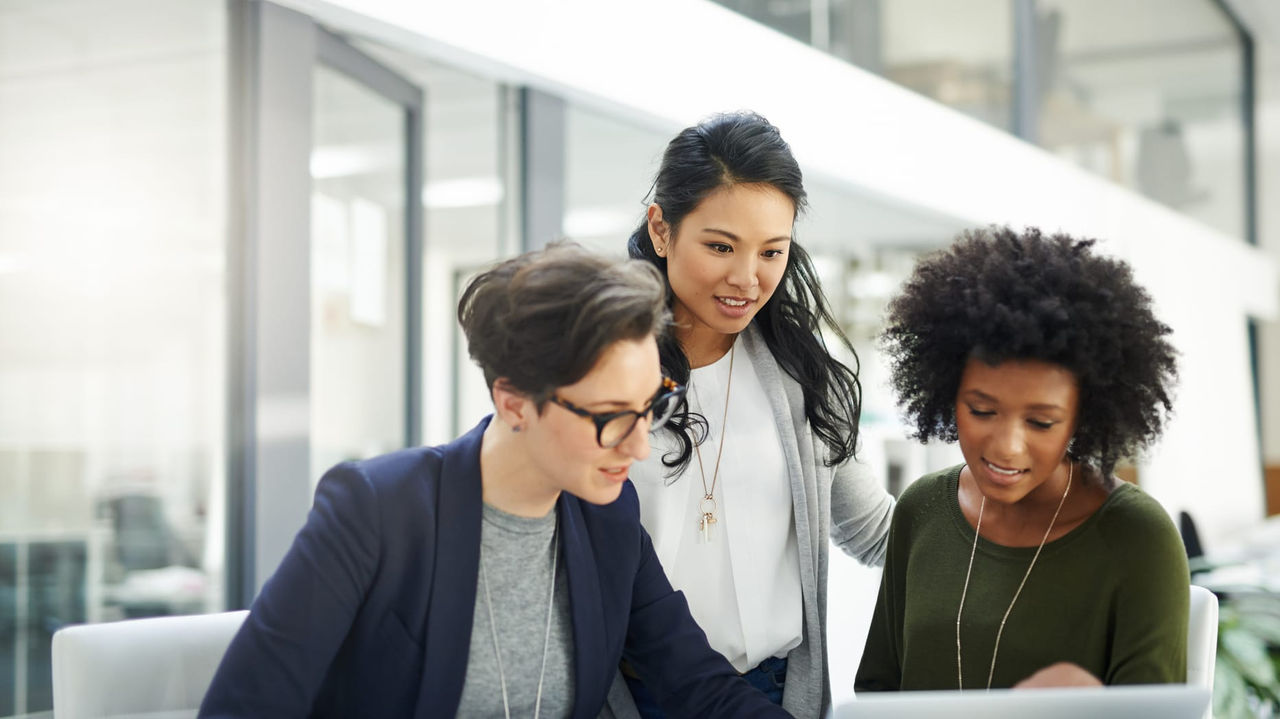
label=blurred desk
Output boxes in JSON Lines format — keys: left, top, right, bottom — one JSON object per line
{"left": 1196, "top": 513, "right": 1280, "bottom": 592}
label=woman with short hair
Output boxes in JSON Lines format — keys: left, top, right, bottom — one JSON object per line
{"left": 200, "top": 243, "right": 790, "bottom": 718}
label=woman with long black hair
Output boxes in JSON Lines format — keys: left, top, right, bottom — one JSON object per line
{"left": 610, "top": 112, "right": 894, "bottom": 719}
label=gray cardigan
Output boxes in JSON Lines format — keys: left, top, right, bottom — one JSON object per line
{"left": 603, "top": 323, "right": 895, "bottom": 719}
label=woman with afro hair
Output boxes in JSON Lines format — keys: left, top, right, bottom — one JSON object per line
{"left": 855, "top": 226, "right": 1188, "bottom": 692}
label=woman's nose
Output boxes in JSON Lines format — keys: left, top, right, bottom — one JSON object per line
{"left": 617, "top": 416, "right": 651, "bottom": 461}
{"left": 991, "top": 421, "right": 1026, "bottom": 459}
{"left": 726, "top": 255, "right": 759, "bottom": 291}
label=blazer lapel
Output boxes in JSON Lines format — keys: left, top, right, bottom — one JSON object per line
{"left": 559, "top": 494, "right": 609, "bottom": 719}
{"left": 415, "top": 419, "right": 486, "bottom": 717}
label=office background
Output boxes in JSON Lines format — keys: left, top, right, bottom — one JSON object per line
{"left": 1, "top": 0, "right": 1278, "bottom": 715}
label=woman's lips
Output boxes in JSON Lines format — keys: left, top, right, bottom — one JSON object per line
{"left": 715, "top": 296, "right": 754, "bottom": 318}
{"left": 982, "top": 459, "right": 1025, "bottom": 486}
{"left": 599, "top": 465, "right": 630, "bottom": 483}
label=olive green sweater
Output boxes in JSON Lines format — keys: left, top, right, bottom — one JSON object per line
{"left": 855, "top": 465, "right": 1188, "bottom": 691}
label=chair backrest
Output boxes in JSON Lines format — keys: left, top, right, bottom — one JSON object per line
{"left": 1187, "top": 585, "right": 1218, "bottom": 719}
{"left": 52, "top": 610, "right": 247, "bottom": 719}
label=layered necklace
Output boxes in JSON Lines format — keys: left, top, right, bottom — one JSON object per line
{"left": 955, "top": 462, "right": 1073, "bottom": 690}
{"left": 479, "top": 516, "right": 560, "bottom": 719}
{"left": 690, "top": 343, "right": 735, "bottom": 544}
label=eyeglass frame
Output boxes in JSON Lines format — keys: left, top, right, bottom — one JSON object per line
{"left": 548, "top": 376, "right": 686, "bottom": 449}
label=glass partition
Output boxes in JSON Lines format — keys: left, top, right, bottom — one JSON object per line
{"left": 712, "top": 0, "right": 813, "bottom": 45}
{"left": 1036, "top": 0, "right": 1246, "bottom": 239}
{"left": 0, "top": 0, "right": 228, "bottom": 713}
{"left": 717, "top": 0, "right": 1017, "bottom": 132}
{"left": 870, "top": 0, "right": 1015, "bottom": 131}
{"left": 564, "top": 105, "right": 669, "bottom": 256}
{"left": 353, "top": 43, "right": 514, "bottom": 442}
{"left": 709, "top": 0, "right": 1251, "bottom": 242}
{"left": 310, "top": 64, "right": 408, "bottom": 476}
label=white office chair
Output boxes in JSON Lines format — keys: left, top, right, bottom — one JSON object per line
{"left": 1187, "top": 585, "right": 1218, "bottom": 719}
{"left": 51, "top": 610, "right": 248, "bottom": 719}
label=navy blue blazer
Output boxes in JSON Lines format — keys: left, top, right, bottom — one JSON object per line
{"left": 200, "top": 418, "right": 787, "bottom": 718}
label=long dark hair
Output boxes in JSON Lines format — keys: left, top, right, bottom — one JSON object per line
{"left": 627, "top": 112, "right": 862, "bottom": 472}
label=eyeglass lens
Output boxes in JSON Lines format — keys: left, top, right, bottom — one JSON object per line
{"left": 597, "top": 389, "right": 681, "bottom": 448}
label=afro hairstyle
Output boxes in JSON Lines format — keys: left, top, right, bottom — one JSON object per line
{"left": 880, "top": 226, "right": 1178, "bottom": 483}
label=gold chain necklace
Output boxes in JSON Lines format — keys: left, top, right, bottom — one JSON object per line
{"left": 691, "top": 343, "right": 734, "bottom": 543}
{"left": 955, "top": 462, "right": 1072, "bottom": 690}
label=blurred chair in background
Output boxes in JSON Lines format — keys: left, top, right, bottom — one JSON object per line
{"left": 1187, "top": 584, "right": 1218, "bottom": 719}
{"left": 51, "top": 610, "right": 247, "bottom": 719}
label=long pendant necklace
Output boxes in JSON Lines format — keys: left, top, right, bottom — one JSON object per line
{"left": 691, "top": 343, "right": 734, "bottom": 543}
{"left": 480, "top": 517, "right": 559, "bottom": 719}
{"left": 955, "top": 463, "right": 1072, "bottom": 690}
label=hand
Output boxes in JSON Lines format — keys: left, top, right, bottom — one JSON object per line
{"left": 1013, "top": 662, "right": 1104, "bottom": 689}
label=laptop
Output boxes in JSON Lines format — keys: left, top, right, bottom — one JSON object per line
{"left": 833, "top": 684, "right": 1210, "bottom": 719}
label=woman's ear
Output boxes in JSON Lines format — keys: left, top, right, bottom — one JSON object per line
{"left": 491, "top": 379, "right": 532, "bottom": 431}
{"left": 647, "top": 204, "right": 670, "bottom": 257}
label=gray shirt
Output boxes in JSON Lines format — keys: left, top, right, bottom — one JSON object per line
{"left": 458, "top": 503, "right": 575, "bottom": 718}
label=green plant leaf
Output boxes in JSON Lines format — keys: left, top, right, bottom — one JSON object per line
{"left": 1214, "top": 657, "right": 1251, "bottom": 718}
{"left": 1220, "top": 625, "right": 1277, "bottom": 687}
{"left": 1200, "top": 582, "right": 1280, "bottom": 712}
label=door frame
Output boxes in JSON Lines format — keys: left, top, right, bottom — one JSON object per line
{"left": 227, "top": 0, "right": 424, "bottom": 608}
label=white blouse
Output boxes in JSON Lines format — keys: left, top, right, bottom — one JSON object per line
{"left": 629, "top": 340, "right": 803, "bottom": 672}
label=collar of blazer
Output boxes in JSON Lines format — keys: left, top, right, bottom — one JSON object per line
{"left": 413, "top": 417, "right": 612, "bottom": 719}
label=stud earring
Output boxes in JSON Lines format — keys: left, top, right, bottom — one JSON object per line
{"left": 512, "top": 425, "right": 523, "bottom": 433}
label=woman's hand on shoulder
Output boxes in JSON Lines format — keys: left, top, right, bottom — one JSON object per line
{"left": 1013, "top": 662, "right": 1103, "bottom": 689}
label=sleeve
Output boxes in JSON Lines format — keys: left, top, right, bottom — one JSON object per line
{"left": 830, "top": 458, "right": 895, "bottom": 566}
{"left": 621, "top": 525, "right": 790, "bottom": 718}
{"left": 1103, "top": 495, "right": 1190, "bottom": 685}
{"left": 199, "top": 462, "right": 381, "bottom": 717}
{"left": 854, "top": 498, "right": 908, "bottom": 692}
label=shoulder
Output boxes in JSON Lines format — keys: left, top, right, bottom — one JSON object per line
{"left": 898, "top": 465, "right": 960, "bottom": 514}
{"left": 310, "top": 447, "right": 445, "bottom": 514}
{"left": 883, "top": 465, "right": 960, "bottom": 542}
{"left": 349, "top": 445, "right": 446, "bottom": 490}
{"left": 741, "top": 322, "right": 790, "bottom": 389}
{"left": 741, "top": 323, "right": 820, "bottom": 440}
{"left": 301, "top": 447, "right": 444, "bottom": 545}
{"left": 1093, "top": 482, "right": 1187, "bottom": 572}
{"left": 312, "top": 425, "right": 484, "bottom": 531}
{"left": 1094, "top": 482, "right": 1180, "bottom": 540}
{"left": 339, "top": 420, "right": 485, "bottom": 497}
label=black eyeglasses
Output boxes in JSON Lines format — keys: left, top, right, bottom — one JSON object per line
{"left": 549, "top": 377, "right": 687, "bottom": 449}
